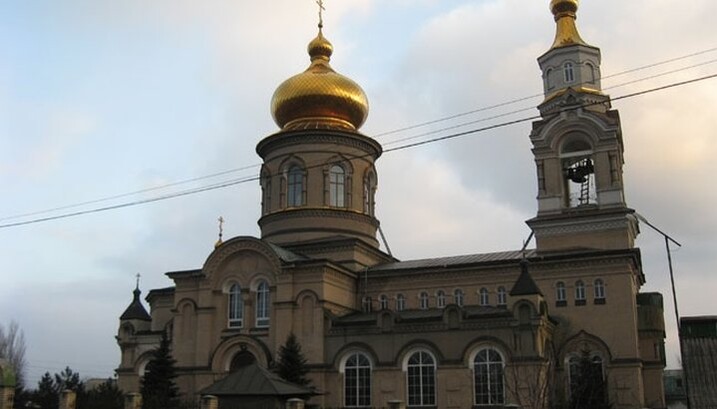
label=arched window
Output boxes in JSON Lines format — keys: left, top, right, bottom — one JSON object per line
{"left": 586, "top": 62, "right": 596, "bottom": 83}
{"left": 396, "top": 294, "right": 406, "bottom": 312}
{"left": 329, "top": 165, "right": 346, "bottom": 207}
{"left": 556, "top": 281, "right": 567, "bottom": 302}
{"left": 287, "top": 166, "right": 304, "bottom": 207}
{"left": 362, "top": 296, "right": 372, "bottom": 313}
{"left": 561, "top": 136, "right": 596, "bottom": 207}
{"left": 594, "top": 279, "right": 605, "bottom": 302}
{"left": 454, "top": 289, "right": 464, "bottom": 307}
{"left": 255, "top": 280, "right": 270, "bottom": 327}
{"left": 261, "top": 173, "right": 271, "bottom": 214}
{"left": 545, "top": 68, "right": 554, "bottom": 90}
{"left": 497, "top": 287, "right": 507, "bottom": 307}
{"left": 406, "top": 351, "right": 436, "bottom": 406}
{"left": 419, "top": 292, "right": 429, "bottom": 310}
{"left": 479, "top": 288, "right": 489, "bottom": 306}
{"left": 436, "top": 291, "right": 446, "bottom": 308}
{"left": 575, "top": 280, "right": 586, "bottom": 304}
{"left": 228, "top": 283, "right": 243, "bottom": 328}
{"left": 564, "top": 62, "right": 575, "bottom": 83}
{"left": 363, "top": 172, "right": 376, "bottom": 216}
{"left": 474, "top": 348, "right": 505, "bottom": 406}
{"left": 379, "top": 294, "right": 388, "bottom": 310}
{"left": 344, "top": 352, "right": 372, "bottom": 408}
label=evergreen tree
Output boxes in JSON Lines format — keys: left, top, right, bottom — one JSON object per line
{"left": 53, "top": 367, "right": 88, "bottom": 409}
{"left": 87, "top": 379, "right": 123, "bottom": 409}
{"left": 34, "top": 372, "right": 58, "bottom": 409}
{"left": 141, "top": 331, "right": 180, "bottom": 409}
{"left": 275, "top": 333, "right": 310, "bottom": 387}
{"left": 568, "top": 349, "right": 611, "bottom": 409}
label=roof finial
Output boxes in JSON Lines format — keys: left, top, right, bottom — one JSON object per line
{"left": 215, "top": 216, "right": 224, "bottom": 249}
{"left": 135, "top": 273, "right": 141, "bottom": 290}
{"left": 316, "top": 0, "right": 325, "bottom": 30}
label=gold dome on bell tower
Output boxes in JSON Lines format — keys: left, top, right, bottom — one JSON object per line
{"left": 270, "top": 25, "right": 369, "bottom": 131}
{"left": 549, "top": 0, "right": 588, "bottom": 49}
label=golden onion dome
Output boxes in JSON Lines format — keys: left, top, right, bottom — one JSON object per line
{"left": 271, "top": 30, "right": 369, "bottom": 131}
{"left": 549, "top": 0, "right": 587, "bottom": 49}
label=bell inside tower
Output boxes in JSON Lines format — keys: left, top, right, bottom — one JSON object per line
{"left": 560, "top": 137, "right": 596, "bottom": 207}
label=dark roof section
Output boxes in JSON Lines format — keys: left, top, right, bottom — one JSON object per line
{"left": 681, "top": 316, "right": 717, "bottom": 409}
{"left": 332, "top": 306, "right": 511, "bottom": 327}
{"left": 166, "top": 269, "right": 202, "bottom": 279}
{"left": 200, "top": 362, "right": 314, "bottom": 397}
{"left": 369, "top": 249, "right": 538, "bottom": 273}
{"left": 510, "top": 259, "right": 543, "bottom": 296}
{"left": 266, "top": 242, "right": 309, "bottom": 263}
{"left": 120, "top": 288, "right": 151, "bottom": 321}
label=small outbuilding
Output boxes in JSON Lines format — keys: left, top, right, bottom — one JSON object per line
{"left": 200, "top": 362, "right": 315, "bottom": 409}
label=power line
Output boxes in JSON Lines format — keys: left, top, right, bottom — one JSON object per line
{"left": 0, "top": 163, "right": 262, "bottom": 222}
{"left": 1, "top": 72, "right": 715, "bottom": 230}
{"left": 3, "top": 48, "right": 714, "bottom": 223}
{"left": 382, "top": 57, "right": 717, "bottom": 147}
{"left": 373, "top": 46, "right": 717, "bottom": 138}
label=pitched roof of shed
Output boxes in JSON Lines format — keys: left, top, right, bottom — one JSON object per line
{"left": 200, "top": 362, "right": 314, "bottom": 397}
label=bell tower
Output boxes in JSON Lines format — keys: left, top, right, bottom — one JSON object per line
{"left": 527, "top": 0, "right": 639, "bottom": 252}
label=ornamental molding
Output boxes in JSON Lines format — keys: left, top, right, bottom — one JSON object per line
{"left": 533, "top": 219, "right": 629, "bottom": 236}
{"left": 259, "top": 207, "right": 380, "bottom": 226}
{"left": 257, "top": 131, "right": 382, "bottom": 159}
{"left": 202, "top": 236, "right": 282, "bottom": 282}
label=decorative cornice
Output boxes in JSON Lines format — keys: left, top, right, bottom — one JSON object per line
{"left": 259, "top": 207, "right": 379, "bottom": 227}
{"left": 256, "top": 129, "right": 382, "bottom": 159}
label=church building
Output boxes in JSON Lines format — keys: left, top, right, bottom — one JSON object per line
{"left": 117, "top": 1, "right": 667, "bottom": 408}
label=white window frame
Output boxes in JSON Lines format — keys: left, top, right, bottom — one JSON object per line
{"left": 556, "top": 281, "right": 567, "bottom": 302}
{"left": 379, "top": 294, "right": 388, "bottom": 310}
{"left": 342, "top": 352, "right": 372, "bottom": 408}
{"left": 362, "top": 296, "right": 372, "bottom": 313}
{"left": 255, "top": 280, "right": 270, "bottom": 328}
{"left": 436, "top": 290, "right": 446, "bottom": 308}
{"left": 419, "top": 292, "right": 429, "bottom": 310}
{"left": 479, "top": 288, "right": 490, "bottom": 306}
{"left": 329, "top": 165, "right": 346, "bottom": 207}
{"left": 454, "top": 289, "right": 464, "bottom": 307}
{"left": 472, "top": 348, "right": 506, "bottom": 406}
{"left": 396, "top": 294, "right": 406, "bottom": 311}
{"left": 228, "top": 283, "right": 243, "bottom": 328}
{"left": 594, "top": 279, "right": 605, "bottom": 300}
{"left": 404, "top": 350, "right": 436, "bottom": 407}
{"left": 287, "top": 166, "right": 304, "bottom": 207}
{"left": 497, "top": 287, "right": 507, "bottom": 306}
{"left": 564, "top": 62, "right": 575, "bottom": 83}
{"left": 575, "top": 280, "right": 586, "bottom": 301}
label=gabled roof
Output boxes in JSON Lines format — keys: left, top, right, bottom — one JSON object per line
{"left": 510, "top": 260, "right": 543, "bottom": 296}
{"left": 120, "top": 288, "right": 151, "bottom": 321}
{"left": 200, "top": 362, "right": 314, "bottom": 397}
{"left": 369, "top": 249, "right": 538, "bottom": 273}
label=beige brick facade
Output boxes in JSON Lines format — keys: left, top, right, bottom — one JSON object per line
{"left": 117, "top": 1, "right": 666, "bottom": 408}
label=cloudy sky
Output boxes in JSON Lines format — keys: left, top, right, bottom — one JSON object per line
{"left": 1, "top": 0, "right": 716, "bottom": 385}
